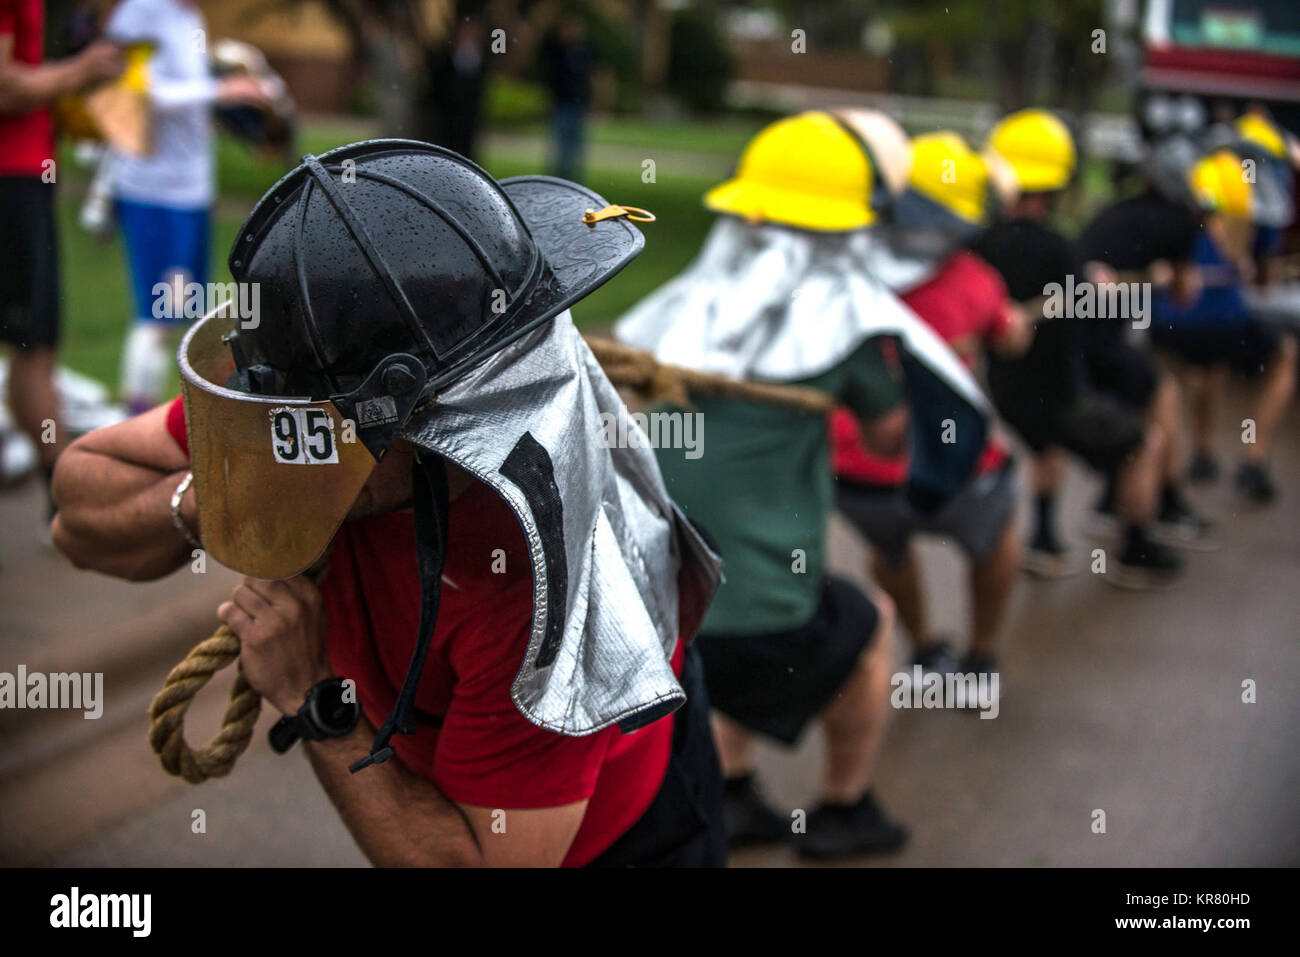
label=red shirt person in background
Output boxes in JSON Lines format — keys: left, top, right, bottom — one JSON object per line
{"left": 0, "top": 1, "right": 120, "bottom": 514}
{"left": 832, "top": 248, "right": 1029, "bottom": 680}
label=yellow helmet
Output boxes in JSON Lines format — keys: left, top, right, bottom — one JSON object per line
{"left": 1189, "top": 148, "right": 1253, "bottom": 220}
{"left": 986, "top": 108, "right": 1076, "bottom": 193}
{"left": 704, "top": 111, "right": 879, "bottom": 231}
{"left": 1234, "top": 113, "right": 1288, "bottom": 159}
{"left": 906, "top": 131, "right": 991, "bottom": 226}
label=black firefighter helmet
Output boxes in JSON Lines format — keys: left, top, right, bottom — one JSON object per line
{"left": 178, "top": 140, "right": 648, "bottom": 771}
{"left": 180, "top": 138, "right": 646, "bottom": 581}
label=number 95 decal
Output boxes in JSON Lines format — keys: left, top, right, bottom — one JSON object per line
{"left": 270, "top": 408, "right": 339, "bottom": 464}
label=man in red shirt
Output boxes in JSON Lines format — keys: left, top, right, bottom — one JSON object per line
{"left": 833, "top": 132, "right": 1029, "bottom": 682}
{"left": 52, "top": 141, "right": 724, "bottom": 867}
{"left": 0, "top": 1, "right": 120, "bottom": 515}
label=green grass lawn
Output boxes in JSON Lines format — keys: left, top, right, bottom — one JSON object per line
{"left": 55, "top": 125, "right": 720, "bottom": 393}
{"left": 54, "top": 115, "right": 1119, "bottom": 394}
{"left": 587, "top": 115, "right": 765, "bottom": 156}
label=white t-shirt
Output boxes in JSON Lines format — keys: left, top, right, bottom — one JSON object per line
{"left": 106, "top": 0, "right": 215, "bottom": 209}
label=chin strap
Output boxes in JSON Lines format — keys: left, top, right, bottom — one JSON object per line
{"left": 349, "top": 451, "right": 450, "bottom": 773}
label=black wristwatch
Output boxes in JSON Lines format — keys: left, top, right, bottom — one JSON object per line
{"left": 269, "top": 677, "right": 361, "bottom": 754}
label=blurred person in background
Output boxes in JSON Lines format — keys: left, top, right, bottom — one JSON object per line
{"left": 1146, "top": 141, "right": 1297, "bottom": 504}
{"left": 1069, "top": 144, "right": 1216, "bottom": 547}
{"left": 103, "top": 0, "right": 268, "bottom": 415}
{"left": 0, "top": 0, "right": 122, "bottom": 519}
{"left": 974, "top": 109, "right": 1184, "bottom": 589}
{"left": 834, "top": 129, "right": 1029, "bottom": 685}
{"left": 618, "top": 113, "right": 994, "bottom": 858}
{"left": 540, "top": 10, "right": 592, "bottom": 182}
{"left": 421, "top": 15, "right": 487, "bottom": 160}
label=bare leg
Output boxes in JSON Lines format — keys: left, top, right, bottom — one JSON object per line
{"left": 819, "top": 590, "right": 895, "bottom": 804}
{"left": 1116, "top": 424, "right": 1166, "bottom": 525}
{"left": 7, "top": 347, "right": 63, "bottom": 468}
{"left": 710, "top": 711, "right": 757, "bottom": 779}
{"left": 1148, "top": 373, "right": 1184, "bottom": 483}
{"left": 1244, "top": 334, "right": 1297, "bottom": 465}
{"left": 1186, "top": 367, "right": 1222, "bottom": 458}
{"left": 969, "top": 517, "right": 1021, "bottom": 658}
{"left": 870, "top": 545, "right": 929, "bottom": 651}
{"left": 1033, "top": 448, "right": 1067, "bottom": 498}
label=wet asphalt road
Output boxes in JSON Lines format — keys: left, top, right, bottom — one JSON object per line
{"left": 1, "top": 385, "right": 1295, "bottom": 867}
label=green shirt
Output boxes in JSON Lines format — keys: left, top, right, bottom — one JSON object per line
{"left": 655, "top": 339, "right": 902, "bottom": 635}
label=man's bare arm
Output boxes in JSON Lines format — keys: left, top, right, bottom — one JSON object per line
{"left": 51, "top": 404, "right": 196, "bottom": 580}
{"left": 304, "top": 722, "right": 588, "bottom": 867}
{"left": 0, "top": 35, "right": 122, "bottom": 114}
{"left": 222, "top": 575, "right": 588, "bottom": 868}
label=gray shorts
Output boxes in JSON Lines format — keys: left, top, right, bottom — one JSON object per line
{"left": 836, "top": 460, "right": 1018, "bottom": 567}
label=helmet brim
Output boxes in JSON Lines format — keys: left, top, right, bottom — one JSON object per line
{"left": 702, "top": 176, "right": 876, "bottom": 231}
{"left": 178, "top": 305, "right": 379, "bottom": 580}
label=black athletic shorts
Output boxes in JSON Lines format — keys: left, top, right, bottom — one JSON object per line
{"left": 694, "top": 575, "right": 879, "bottom": 746}
{"left": 1151, "top": 318, "right": 1284, "bottom": 376}
{"left": 0, "top": 177, "right": 60, "bottom": 351}
{"left": 993, "top": 379, "right": 1145, "bottom": 472}
{"left": 1085, "top": 326, "right": 1158, "bottom": 409}
{"left": 588, "top": 644, "right": 726, "bottom": 867}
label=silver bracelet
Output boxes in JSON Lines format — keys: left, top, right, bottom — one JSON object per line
{"left": 170, "top": 471, "right": 202, "bottom": 548}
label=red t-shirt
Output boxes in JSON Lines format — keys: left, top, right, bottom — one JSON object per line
{"left": 0, "top": 0, "right": 55, "bottom": 177}
{"left": 832, "top": 251, "right": 1014, "bottom": 486}
{"left": 165, "top": 397, "right": 675, "bottom": 866}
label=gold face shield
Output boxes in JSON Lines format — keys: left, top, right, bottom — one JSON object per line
{"left": 178, "top": 306, "right": 379, "bottom": 580}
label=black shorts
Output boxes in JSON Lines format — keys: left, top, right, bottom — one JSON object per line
{"left": 1151, "top": 318, "right": 1284, "bottom": 376}
{"left": 695, "top": 575, "right": 878, "bottom": 746}
{"left": 994, "top": 382, "right": 1144, "bottom": 473}
{"left": 0, "top": 177, "right": 60, "bottom": 351}
{"left": 587, "top": 644, "right": 726, "bottom": 867}
{"left": 1085, "top": 326, "right": 1158, "bottom": 409}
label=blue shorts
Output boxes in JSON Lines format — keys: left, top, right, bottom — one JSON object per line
{"left": 116, "top": 199, "right": 210, "bottom": 323}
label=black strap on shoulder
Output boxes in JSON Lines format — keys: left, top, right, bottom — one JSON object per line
{"left": 349, "top": 451, "right": 450, "bottom": 773}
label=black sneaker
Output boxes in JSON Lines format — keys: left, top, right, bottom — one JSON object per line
{"left": 959, "top": 651, "right": 998, "bottom": 677}
{"left": 1108, "top": 528, "right": 1183, "bottom": 590}
{"left": 722, "top": 774, "right": 790, "bottom": 848}
{"left": 1152, "top": 500, "right": 1219, "bottom": 551}
{"left": 1187, "top": 451, "right": 1220, "bottom": 483}
{"left": 1235, "top": 462, "right": 1277, "bottom": 504}
{"left": 913, "top": 640, "right": 960, "bottom": 679}
{"left": 797, "top": 790, "right": 909, "bottom": 860}
{"left": 956, "top": 652, "right": 1000, "bottom": 712}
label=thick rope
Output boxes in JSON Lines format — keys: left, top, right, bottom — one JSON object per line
{"left": 147, "top": 627, "right": 260, "bottom": 784}
{"left": 149, "top": 563, "right": 328, "bottom": 784}
{"left": 583, "top": 337, "right": 836, "bottom": 414}
{"left": 149, "top": 340, "right": 834, "bottom": 783}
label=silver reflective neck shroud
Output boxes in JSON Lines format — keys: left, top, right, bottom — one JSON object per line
{"left": 614, "top": 217, "right": 992, "bottom": 503}
{"left": 401, "top": 311, "right": 722, "bottom": 736}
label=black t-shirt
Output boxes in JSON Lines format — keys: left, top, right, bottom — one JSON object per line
{"left": 969, "top": 219, "right": 1087, "bottom": 409}
{"left": 1076, "top": 191, "right": 1200, "bottom": 272}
